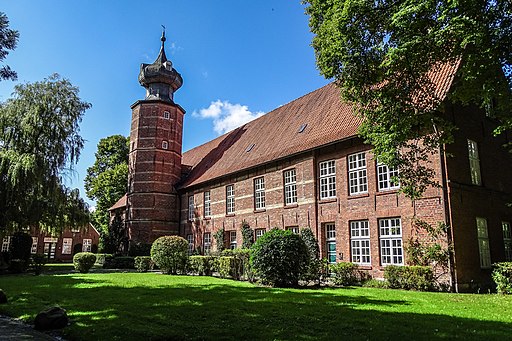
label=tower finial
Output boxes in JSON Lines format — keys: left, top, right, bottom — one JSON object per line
{"left": 161, "top": 25, "right": 166, "bottom": 46}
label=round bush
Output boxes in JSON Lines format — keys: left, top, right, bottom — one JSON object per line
{"left": 250, "top": 228, "right": 308, "bottom": 287}
{"left": 73, "top": 252, "right": 97, "bottom": 273}
{"left": 150, "top": 236, "right": 188, "bottom": 274}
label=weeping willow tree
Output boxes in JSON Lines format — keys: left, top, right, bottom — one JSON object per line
{"left": 0, "top": 74, "right": 91, "bottom": 234}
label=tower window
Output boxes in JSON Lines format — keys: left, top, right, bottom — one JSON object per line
{"left": 162, "top": 140, "right": 169, "bottom": 150}
{"left": 163, "top": 111, "right": 170, "bottom": 119}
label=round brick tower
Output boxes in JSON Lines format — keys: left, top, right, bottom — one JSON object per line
{"left": 126, "top": 30, "right": 185, "bottom": 247}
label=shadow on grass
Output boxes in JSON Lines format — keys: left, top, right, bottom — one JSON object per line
{"left": 0, "top": 274, "right": 510, "bottom": 341}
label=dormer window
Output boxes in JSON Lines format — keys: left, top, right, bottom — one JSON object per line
{"left": 163, "top": 111, "right": 170, "bottom": 119}
{"left": 162, "top": 140, "right": 169, "bottom": 150}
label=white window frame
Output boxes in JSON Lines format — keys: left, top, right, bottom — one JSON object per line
{"left": 62, "top": 238, "right": 73, "bottom": 255}
{"left": 226, "top": 185, "right": 235, "bottom": 215}
{"left": 230, "top": 231, "right": 237, "bottom": 250}
{"left": 326, "top": 223, "right": 336, "bottom": 264}
{"left": 468, "top": 139, "right": 482, "bottom": 185}
{"left": 379, "top": 218, "right": 403, "bottom": 265}
{"left": 503, "top": 222, "right": 512, "bottom": 262}
{"left": 476, "top": 217, "right": 491, "bottom": 268}
{"left": 348, "top": 152, "right": 368, "bottom": 195}
{"left": 350, "top": 220, "right": 371, "bottom": 265}
{"left": 162, "top": 140, "right": 169, "bottom": 150}
{"left": 187, "top": 234, "right": 194, "bottom": 255}
{"left": 255, "top": 228, "right": 266, "bottom": 241}
{"left": 319, "top": 160, "right": 336, "bottom": 199}
{"left": 82, "top": 239, "right": 92, "bottom": 252}
{"left": 254, "top": 177, "right": 265, "bottom": 210}
{"left": 2, "top": 236, "right": 11, "bottom": 252}
{"left": 284, "top": 169, "right": 297, "bottom": 205}
{"left": 204, "top": 191, "right": 211, "bottom": 218}
{"left": 31, "top": 237, "right": 38, "bottom": 254}
{"left": 377, "top": 163, "right": 399, "bottom": 191}
{"left": 163, "top": 111, "right": 170, "bottom": 119}
{"left": 286, "top": 226, "right": 300, "bottom": 234}
{"left": 203, "top": 233, "right": 211, "bottom": 255}
{"left": 188, "top": 195, "right": 195, "bottom": 221}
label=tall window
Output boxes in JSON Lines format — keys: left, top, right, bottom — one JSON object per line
{"left": 230, "top": 231, "right": 237, "bottom": 250}
{"left": 204, "top": 191, "right": 211, "bottom": 218}
{"left": 377, "top": 163, "right": 399, "bottom": 191}
{"left": 350, "top": 220, "right": 371, "bottom": 265}
{"left": 62, "top": 238, "right": 72, "bottom": 255}
{"left": 162, "top": 140, "right": 169, "bottom": 150}
{"left": 163, "top": 111, "right": 170, "bottom": 119}
{"left": 503, "top": 222, "right": 512, "bottom": 261}
{"left": 188, "top": 195, "right": 195, "bottom": 221}
{"left": 255, "top": 228, "right": 266, "bottom": 241}
{"left": 379, "top": 218, "right": 403, "bottom": 265}
{"left": 1, "top": 236, "right": 11, "bottom": 252}
{"left": 187, "top": 234, "right": 194, "bottom": 255}
{"left": 348, "top": 152, "right": 368, "bottom": 195}
{"left": 476, "top": 217, "right": 491, "bottom": 268}
{"left": 284, "top": 169, "right": 297, "bottom": 205}
{"left": 82, "top": 239, "right": 92, "bottom": 252}
{"left": 468, "top": 139, "right": 482, "bottom": 185}
{"left": 254, "top": 177, "right": 265, "bottom": 210}
{"left": 203, "top": 233, "right": 211, "bottom": 255}
{"left": 326, "top": 223, "right": 336, "bottom": 263}
{"left": 31, "top": 237, "right": 38, "bottom": 254}
{"left": 319, "top": 160, "right": 336, "bottom": 199}
{"left": 226, "top": 185, "right": 235, "bottom": 214}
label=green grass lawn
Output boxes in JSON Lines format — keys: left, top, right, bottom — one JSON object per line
{"left": 0, "top": 273, "right": 511, "bottom": 340}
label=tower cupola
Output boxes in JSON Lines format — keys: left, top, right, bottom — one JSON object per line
{"left": 138, "top": 28, "right": 183, "bottom": 102}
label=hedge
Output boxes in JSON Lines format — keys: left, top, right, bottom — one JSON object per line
{"left": 384, "top": 265, "right": 435, "bottom": 291}
{"left": 492, "top": 262, "right": 512, "bottom": 294}
{"left": 188, "top": 256, "right": 216, "bottom": 276}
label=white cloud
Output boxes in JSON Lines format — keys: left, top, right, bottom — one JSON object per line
{"left": 193, "top": 100, "right": 265, "bottom": 135}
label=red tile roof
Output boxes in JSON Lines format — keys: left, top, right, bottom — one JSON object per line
{"left": 109, "top": 194, "right": 127, "bottom": 211}
{"left": 180, "top": 61, "right": 460, "bottom": 189}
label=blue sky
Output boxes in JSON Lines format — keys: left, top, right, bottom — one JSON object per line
{"left": 0, "top": 1, "right": 330, "bottom": 206}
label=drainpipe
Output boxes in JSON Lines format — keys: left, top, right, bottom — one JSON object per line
{"left": 440, "top": 143, "right": 458, "bottom": 292}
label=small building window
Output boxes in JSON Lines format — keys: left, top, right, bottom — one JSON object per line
{"left": 476, "top": 217, "right": 491, "bottom": 268}
{"left": 163, "top": 111, "right": 170, "bottom": 119}
{"left": 226, "top": 185, "right": 235, "bottom": 215}
{"left": 350, "top": 220, "right": 371, "bottom": 265}
{"left": 230, "top": 231, "right": 237, "bottom": 250}
{"left": 298, "top": 123, "right": 307, "bottom": 133}
{"left": 326, "top": 223, "right": 336, "bottom": 264}
{"left": 254, "top": 177, "right": 265, "bottom": 210}
{"left": 319, "top": 160, "right": 336, "bottom": 199}
{"left": 379, "top": 218, "right": 403, "bottom": 265}
{"left": 468, "top": 139, "right": 482, "bottom": 185}
{"left": 204, "top": 191, "right": 211, "bottom": 218}
{"left": 82, "top": 239, "right": 92, "bottom": 252}
{"left": 187, "top": 234, "right": 194, "bottom": 255}
{"left": 31, "top": 237, "right": 38, "bottom": 254}
{"left": 2, "top": 236, "right": 11, "bottom": 252}
{"left": 286, "top": 226, "right": 300, "bottom": 234}
{"left": 503, "top": 222, "right": 512, "bottom": 262}
{"left": 377, "top": 163, "right": 399, "bottom": 191}
{"left": 62, "top": 238, "right": 73, "bottom": 255}
{"left": 255, "top": 228, "right": 266, "bottom": 241}
{"left": 162, "top": 140, "right": 169, "bottom": 150}
{"left": 203, "top": 233, "right": 211, "bottom": 255}
{"left": 284, "top": 169, "right": 297, "bottom": 205}
{"left": 246, "top": 143, "right": 255, "bottom": 152}
{"left": 188, "top": 195, "right": 195, "bottom": 221}
{"left": 348, "top": 152, "right": 368, "bottom": 195}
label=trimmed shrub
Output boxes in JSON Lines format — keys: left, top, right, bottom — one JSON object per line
{"left": 214, "top": 228, "right": 225, "bottom": 252}
{"left": 9, "top": 232, "right": 32, "bottom": 263}
{"left": 218, "top": 256, "right": 235, "bottom": 278}
{"left": 330, "top": 262, "right": 359, "bottom": 286}
{"left": 134, "top": 256, "right": 154, "bottom": 272}
{"left": 103, "top": 256, "right": 135, "bottom": 269}
{"left": 188, "top": 256, "right": 216, "bottom": 276}
{"left": 94, "top": 253, "right": 113, "bottom": 266}
{"left": 240, "top": 220, "right": 254, "bottom": 249}
{"left": 151, "top": 236, "right": 188, "bottom": 274}
{"left": 492, "top": 262, "right": 512, "bottom": 294}
{"left": 32, "top": 253, "right": 47, "bottom": 275}
{"left": 250, "top": 228, "right": 308, "bottom": 287}
{"left": 73, "top": 252, "right": 97, "bottom": 273}
{"left": 221, "top": 248, "right": 254, "bottom": 281}
{"left": 384, "top": 265, "right": 435, "bottom": 291}
{"left": 300, "top": 228, "right": 322, "bottom": 284}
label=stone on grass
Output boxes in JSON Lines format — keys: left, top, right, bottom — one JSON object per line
{"left": 34, "top": 306, "right": 68, "bottom": 330}
{"left": 0, "top": 289, "right": 7, "bottom": 304}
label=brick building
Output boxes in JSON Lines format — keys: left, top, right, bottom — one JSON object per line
{"left": 115, "top": 33, "right": 512, "bottom": 292}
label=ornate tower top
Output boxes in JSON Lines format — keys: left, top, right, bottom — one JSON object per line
{"left": 138, "top": 27, "right": 183, "bottom": 102}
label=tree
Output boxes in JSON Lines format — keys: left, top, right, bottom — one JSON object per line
{"left": 0, "top": 74, "right": 91, "bottom": 233}
{"left": 103, "top": 212, "right": 127, "bottom": 255}
{"left": 0, "top": 12, "right": 19, "bottom": 81}
{"left": 305, "top": 0, "right": 512, "bottom": 199}
{"left": 84, "top": 135, "right": 129, "bottom": 243}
